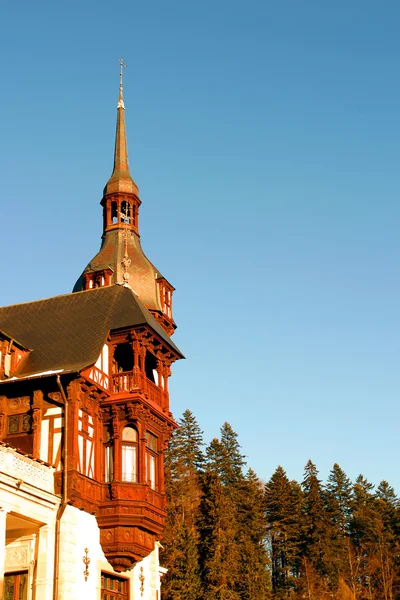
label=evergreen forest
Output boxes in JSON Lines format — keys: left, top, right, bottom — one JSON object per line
{"left": 160, "top": 410, "right": 400, "bottom": 600}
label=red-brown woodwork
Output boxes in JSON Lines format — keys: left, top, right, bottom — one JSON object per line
{"left": 32, "top": 390, "right": 43, "bottom": 459}
{"left": 102, "top": 193, "right": 141, "bottom": 236}
{"left": 0, "top": 335, "right": 29, "bottom": 379}
{"left": 84, "top": 269, "right": 113, "bottom": 290}
{"left": 61, "top": 330, "right": 178, "bottom": 571}
{"left": 0, "top": 324, "right": 178, "bottom": 570}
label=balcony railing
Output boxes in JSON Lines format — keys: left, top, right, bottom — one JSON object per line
{"left": 89, "top": 366, "right": 109, "bottom": 390}
{"left": 110, "top": 370, "right": 164, "bottom": 406}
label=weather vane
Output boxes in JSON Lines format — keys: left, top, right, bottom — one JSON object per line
{"left": 119, "top": 57, "right": 127, "bottom": 87}
{"left": 118, "top": 58, "right": 127, "bottom": 109}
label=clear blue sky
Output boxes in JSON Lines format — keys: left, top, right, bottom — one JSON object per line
{"left": 1, "top": 0, "right": 400, "bottom": 492}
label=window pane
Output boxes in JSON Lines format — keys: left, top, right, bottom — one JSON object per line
{"left": 150, "top": 454, "right": 156, "bottom": 489}
{"left": 122, "top": 445, "right": 137, "bottom": 482}
{"left": 4, "top": 575, "right": 15, "bottom": 600}
{"left": 122, "top": 426, "right": 138, "bottom": 442}
{"left": 7, "top": 415, "right": 19, "bottom": 434}
{"left": 146, "top": 432, "right": 157, "bottom": 451}
{"left": 101, "top": 572, "right": 128, "bottom": 599}
{"left": 105, "top": 446, "right": 114, "bottom": 482}
{"left": 146, "top": 452, "right": 156, "bottom": 489}
{"left": 19, "top": 573, "right": 27, "bottom": 600}
{"left": 22, "top": 414, "right": 31, "bottom": 432}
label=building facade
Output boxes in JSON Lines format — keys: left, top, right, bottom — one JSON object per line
{"left": 0, "top": 70, "right": 182, "bottom": 600}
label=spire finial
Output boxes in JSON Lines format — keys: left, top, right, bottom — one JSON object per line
{"left": 103, "top": 58, "right": 139, "bottom": 197}
{"left": 118, "top": 58, "right": 127, "bottom": 109}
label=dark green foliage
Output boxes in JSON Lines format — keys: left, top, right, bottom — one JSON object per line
{"left": 236, "top": 469, "right": 271, "bottom": 600}
{"left": 203, "top": 423, "right": 269, "bottom": 599}
{"left": 199, "top": 470, "right": 241, "bottom": 600}
{"left": 301, "top": 460, "right": 334, "bottom": 577}
{"left": 326, "top": 463, "right": 353, "bottom": 534}
{"left": 161, "top": 410, "right": 203, "bottom": 600}
{"left": 265, "top": 466, "right": 302, "bottom": 596}
{"left": 206, "top": 422, "right": 246, "bottom": 489}
{"left": 325, "top": 464, "right": 354, "bottom": 591}
{"left": 162, "top": 411, "right": 399, "bottom": 600}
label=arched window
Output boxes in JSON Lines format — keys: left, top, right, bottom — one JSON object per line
{"left": 146, "top": 432, "right": 158, "bottom": 490}
{"left": 122, "top": 426, "right": 138, "bottom": 482}
{"left": 104, "top": 425, "right": 114, "bottom": 483}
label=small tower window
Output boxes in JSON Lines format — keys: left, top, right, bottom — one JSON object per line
{"left": 122, "top": 426, "right": 138, "bottom": 482}
{"left": 121, "top": 201, "right": 131, "bottom": 224}
{"left": 111, "top": 201, "right": 118, "bottom": 224}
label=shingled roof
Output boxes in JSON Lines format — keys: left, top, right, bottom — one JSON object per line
{"left": 0, "top": 285, "right": 183, "bottom": 379}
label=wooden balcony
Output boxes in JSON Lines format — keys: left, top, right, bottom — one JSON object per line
{"left": 111, "top": 371, "right": 165, "bottom": 407}
{"left": 86, "top": 368, "right": 167, "bottom": 410}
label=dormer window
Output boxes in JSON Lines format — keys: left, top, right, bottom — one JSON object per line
{"left": 84, "top": 269, "right": 113, "bottom": 290}
{"left": 0, "top": 336, "right": 28, "bottom": 379}
{"left": 157, "top": 279, "right": 174, "bottom": 321}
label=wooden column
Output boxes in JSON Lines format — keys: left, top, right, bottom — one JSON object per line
{"left": 32, "top": 390, "right": 43, "bottom": 459}
{"left": 111, "top": 407, "right": 121, "bottom": 480}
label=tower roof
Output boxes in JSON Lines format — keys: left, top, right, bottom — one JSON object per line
{"left": 73, "top": 64, "right": 176, "bottom": 335}
{"left": 103, "top": 61, "right": 139, "bottom": 196}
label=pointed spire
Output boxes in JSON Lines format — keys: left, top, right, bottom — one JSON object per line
{"left": 103, "top": 59, "right": 139, "bottom": 196}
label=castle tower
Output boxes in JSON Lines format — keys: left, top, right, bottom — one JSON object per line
{"left": 74, "top": 62, "right": 176, "bottom": 336}
{"left": 0, "top": 64, "right": 183, "bottom": 597}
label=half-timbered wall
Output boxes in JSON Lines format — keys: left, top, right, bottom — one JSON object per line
{"left": 40, "top": 407, "right": 63, "bottom": 468}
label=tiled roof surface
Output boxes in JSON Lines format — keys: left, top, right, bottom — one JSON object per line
{"left": 0, "top": 285, "right": 182, "bottom": 378}
{"left": 73, "top": 230, "right": 166, "bottom": 313}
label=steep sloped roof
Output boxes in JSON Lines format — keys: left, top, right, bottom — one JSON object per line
{"left": 0, "top": 285, "right": 183, "bottom": 378}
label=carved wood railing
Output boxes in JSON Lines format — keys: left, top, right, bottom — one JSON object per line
{"left": 146, "top": 379, "right": 162, "bottom": 405}
{"left": 88, "top": 366, "right": 109, "bottom": 390}
{"left": 111, "top": 371, "right": 139, "bottom": 394}
{"left": 110, "top": 371, "right": 163, "bottom": 406}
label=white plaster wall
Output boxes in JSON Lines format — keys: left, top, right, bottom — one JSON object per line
{"left": 0, "top": 446, "right": 59, "bottom": 600}
{"left": 58, "top": 505, "right": 164, "bottom": 600}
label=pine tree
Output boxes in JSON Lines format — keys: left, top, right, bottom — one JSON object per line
{"left": 235, "top": 469, "right": 271, "bottom": 600}
{"left": 326, "top": 463, "right": 353, "bottom": 534}
{"left": 199, "top": 470, "right": 241, "bottom": 600}
{"left": 265, "top": 466, "right": 302, "bottom": 596}
{"left": 201, "top": 423, "right": 269, "bottom": 599}
{"left": 351, "top": 475, "right": 383, "bottom": 600}
{"left": 300, "top": 460, "right": 334, "bottom": 593}
{"left": 373, "top": 480, "right": 400, "bottom": 600}
{"left": 162, "top": 410, "right": 204, "bottom": 600}
{"left": 165, "top": 408, "right": 205, "bottom": 479}
{"left": 206, "top": 422, "right": 246, "bottom": 489}
{"left": 325, "top": 464, "right": 354, "bottom": 591}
